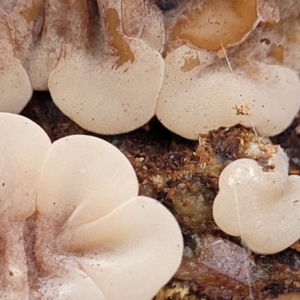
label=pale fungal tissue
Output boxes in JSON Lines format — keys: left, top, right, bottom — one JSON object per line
{"left": 213, "top": 145, "right": 300, "bottom": 254}
{"left": 156, "top": 0, "right": 300, "bottom": 139}
{"left": 1, "top": 0, "right": 300, "bottom": 138}
{"left": 0, "top": 0, "right": 164, "bottom": 134}
{"left": 0, "top": 112, "right": 183, "bottom": 299}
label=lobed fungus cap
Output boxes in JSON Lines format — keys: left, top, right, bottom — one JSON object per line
{"left": 213, "top": 146, "right": 300, "bottom": 254}
{"left": 0, "top": 112, "right": 183, "bottom": 299}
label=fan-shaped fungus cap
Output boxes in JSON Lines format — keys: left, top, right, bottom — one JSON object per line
{"left": 48, "top": 0, "right": 164, "bottom": 135}
{"left": 0, "top": 9, "right": 32, "bottom": 112}
{"left": 156, "top": 48, "right": 300, "bottom": 139}
{"left": 213, "top": 146, "right": 300, "bottom": 254}
{"left": 0, "top": 112, "right": 183, "bottom": 299}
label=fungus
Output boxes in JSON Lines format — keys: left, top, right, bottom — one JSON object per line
{"left": 156, "top": 54, "right": 300, "bottom": 139}
{"left": 0, "top": 112, "right": 183, "bottom": 299}
{"left": 213, "top": 145, "right": 300, "bottom": 254}
{"left": 164, "top": 0, "right": 259, "bottom": 52}
{"left": 4, "top": 0, "right": 63, "bottom": 91}
{"left": 0, "top": 8, "right": 32, "bottom": 112}
{"left": 156, "top": 1, "right": 300, "bottom": 140}
{"left": 235, "top": 1, "right": 300, "bottom": 74}
{"left": 1, "top": 0, "right": 164, "bottom": 135}
{"left": 47, "top": 0, "right": 164, "bottom": 134}
{"left": 2, "top": 0, "right": 300, "bottom": 139}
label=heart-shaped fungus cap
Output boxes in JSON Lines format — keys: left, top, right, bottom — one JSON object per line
{"left": 0, "top": 113, "right": 183, "bottom": 299}
{"left": 36, "top": 135, "right": 183, "bottom": 299}
{"left": 213, "top": 146, "right": 300, "bottom": 254}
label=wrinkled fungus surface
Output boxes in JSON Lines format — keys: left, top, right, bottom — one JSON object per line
{"left": 0, "top": 112, "right": 183, "bottom": 299}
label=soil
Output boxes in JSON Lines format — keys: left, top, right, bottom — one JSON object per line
{"left": 21, "top": 91, "right": 300, "bottom": 300}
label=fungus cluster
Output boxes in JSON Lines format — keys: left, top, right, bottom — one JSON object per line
{"left": 1, "top": 0, "right": 165, "bottom": 134}
{"left": 156, "top": 0, "right": 300, "bottom": 139}
{"left": 1, "top": 1, "right": 300, "bottom": 296}
{"left": 0, "top": 0, "right": 300, "bottom": 138}
{"left": 0, "top": 112, "right": 183, "bottom": 299}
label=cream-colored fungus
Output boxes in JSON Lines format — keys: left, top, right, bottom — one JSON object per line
{"left": 0, "top": 112, "right": 183, "bottom": 299}
{"left": 1, "top": 0, "right": 300, "bottom": 139}
{"left": 213, "top": 146, "right": 300, "bottom": 254}
{"left": 0, "top": 8, "right": 32, "bottom": 113}
{"left": 164, "top": 0, "right": 259, "bottom": 53}
{"left": 47, "top": 0, "right": 164, "bottom": 135}
{"left": 157, "top": 0, "right": 300, "bottom": 140}
{"left": 156, "top": 53, "right": 300, "bottom": 139}
{"left": 0, "top": 0, "right": 164, "bottom": 135}
{"left": 1, "top": 0, "right": 52, "bottom": 90}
